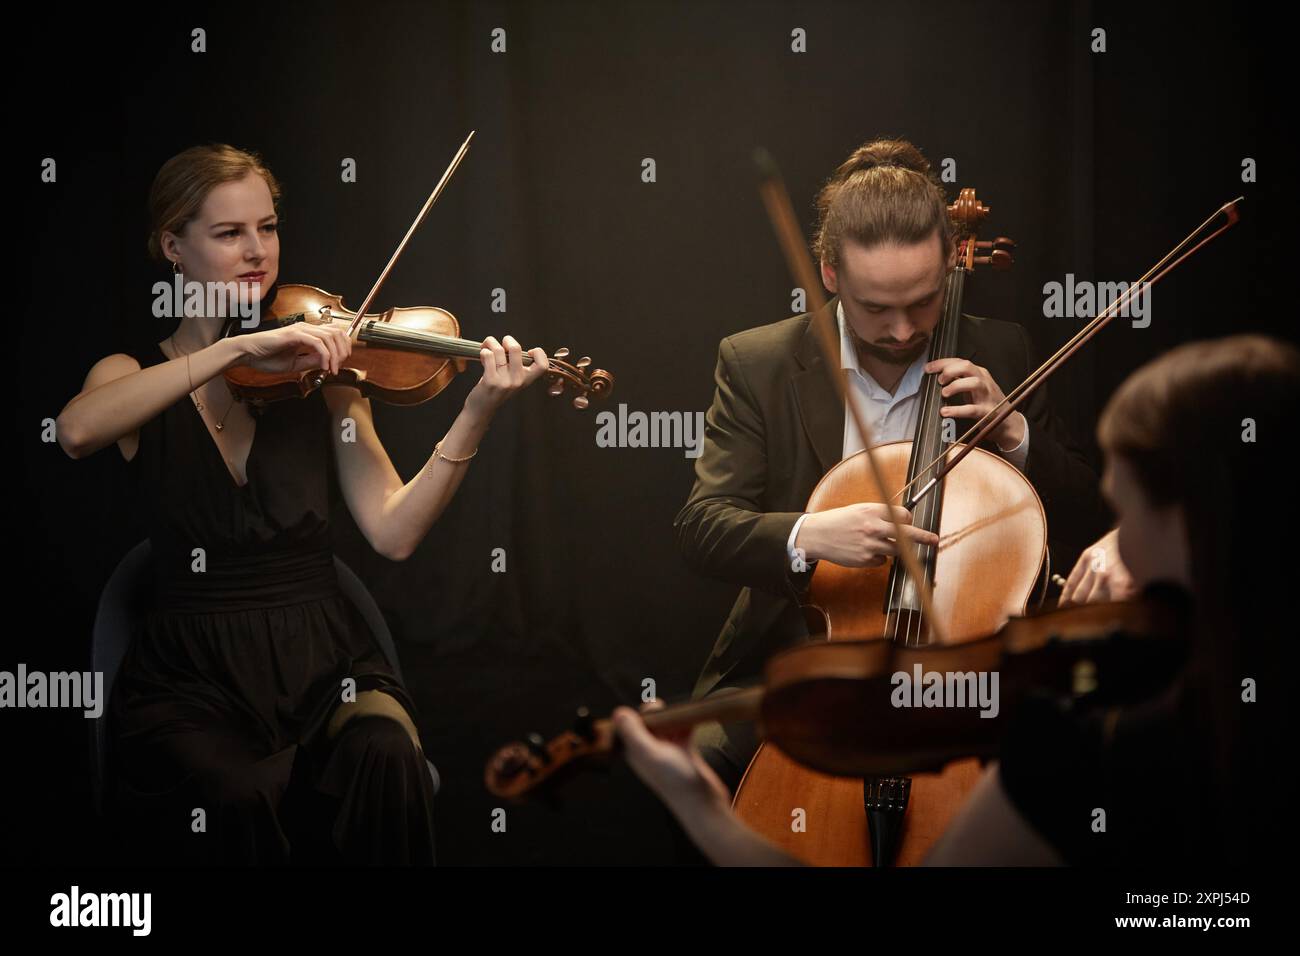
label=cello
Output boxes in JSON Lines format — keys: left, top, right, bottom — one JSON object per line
{"left": 731, "top": 184, "right": 1045, "bottom": 866}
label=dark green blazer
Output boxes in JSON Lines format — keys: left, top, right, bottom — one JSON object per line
{"left": 674, "top": 296, "right": 1109, "bottom": 699}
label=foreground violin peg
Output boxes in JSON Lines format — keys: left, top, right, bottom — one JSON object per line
{"left": 485, "top": 713, "right": 621, "bottom": 799}
{"left": 525, "top": 732, "right": 550, "bottom": 764}
{"left": 487, "top": 744, "right": 533, "bottom": 783}
{"left": 573, "top": 706, "right": 595, "bottom": 741}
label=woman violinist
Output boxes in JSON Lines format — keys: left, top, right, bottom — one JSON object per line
{"left": 614, "top": 333, "right": 1293, "bottom": 865}
{"left": 56, "top": 143, "right": 550, "bottom": 864}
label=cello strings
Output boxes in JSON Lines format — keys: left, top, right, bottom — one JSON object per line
{"left": 908, "top": 265, "right": 962, "bottom": 646}
{"left": 888, "top": 271, "right": 940, "bottom": 646}
{"left": 919, "top": 267, "right": 963, "bottom": 645}
{"left": 912, "top": 288, "right": 945, "bottom": 646}
{"left": 883, "top": 264, "right": 946, "bottom": 642}
{"left": 896, "top": 263, "right": 953, "bottom": 645}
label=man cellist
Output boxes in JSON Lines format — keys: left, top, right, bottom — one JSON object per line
{"left": 672, "top": 137, "right": 1113, "bottom": 791}
{"left": 626, "top": 333, "right": 1292, "bottom": 865}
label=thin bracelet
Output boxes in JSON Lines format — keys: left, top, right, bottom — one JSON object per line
{"left": 430, "top": 440, "right": 478, "bottom": 468}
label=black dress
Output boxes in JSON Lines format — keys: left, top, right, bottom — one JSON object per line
{"left": 996, "top": 583, "right": 1246, "bottom": 866}
{"left": 107, "top": 339, "right": 437, "bottom": 865}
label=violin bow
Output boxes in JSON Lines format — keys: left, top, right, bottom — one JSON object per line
{"left": 754, "top": 149, "right": 946, "bottom": 644}
{"left": 895, "top": 197, "right": 1244, "bottom": 511}
{"left": 344, "top": 131, "right": 476, "bottom": 338}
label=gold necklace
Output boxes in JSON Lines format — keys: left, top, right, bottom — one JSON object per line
{"left": 169, "top": 332, "right": 237, "bottom": 431}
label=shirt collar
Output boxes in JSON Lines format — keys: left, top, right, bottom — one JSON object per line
{"left": 836, "top": 300, "right": 927, "bottom": 400}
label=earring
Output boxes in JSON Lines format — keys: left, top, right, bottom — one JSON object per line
{"left": 172, "top": 260, "right": 182, "bottom": 275}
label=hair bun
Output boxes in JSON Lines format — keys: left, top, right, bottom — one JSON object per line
{"left": 838, "top": 140, "right": 932, "bottom": 179}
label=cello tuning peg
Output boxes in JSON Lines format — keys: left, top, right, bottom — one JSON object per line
{"left": 554, "top": 347, "right": 570, "bottom": 359}
{"left": 576, "top": 356, "right": 592, "bottom": 368}
{"left": 572, "top": 394, "right": 590, "bottom": 410}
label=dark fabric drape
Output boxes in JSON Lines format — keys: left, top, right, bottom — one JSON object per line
{"left": 15, "top": 0, "right": 1285, "bottom": 864}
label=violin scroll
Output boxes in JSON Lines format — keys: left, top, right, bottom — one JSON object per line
{"left": 485, "top": 706, "right": 617, "bottom": 799}
{"left": 543, "top": 346, "right": 615, "bottom": 410}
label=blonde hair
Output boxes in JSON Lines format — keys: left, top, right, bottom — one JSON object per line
{"left": 146, "top": 144, "right": 281, "bottom": 262}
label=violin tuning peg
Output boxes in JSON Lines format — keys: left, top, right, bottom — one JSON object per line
{"left": 492, "top": 744, "right": 531, "bottom": 780}
{"left": 525, "top": 732, "right": 550, "bottom": 764}
{"left": 576, "top": 356, "right": 591, "bottom": 368}
{"left": 555, "top": 347, "right": 570, "bottom": 359}
{"left": 572, "top": 394, "right": 590, "bottom": 410}
{"left": 547, "top": 380, "right": 565, "bottom": 397}
{"left": 573, "top": 706, "right": 595, "bottom": 741}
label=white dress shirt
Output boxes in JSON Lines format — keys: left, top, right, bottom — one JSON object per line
{"left": 786, "top": 302, "right": 1029, "bottom": 561}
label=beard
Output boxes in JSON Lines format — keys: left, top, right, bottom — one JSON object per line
{"left": 855, "top": 335, "right": 930, "bottom": 366}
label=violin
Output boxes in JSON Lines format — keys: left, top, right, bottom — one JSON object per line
{"left": 223, "top": 283, "right": 614, "bottom": 409}
{"left": 222, "top": 131, "right": 614, "bottom": 411}
{"left": 484, "top": 593, "right": 1187, "bottom": 800}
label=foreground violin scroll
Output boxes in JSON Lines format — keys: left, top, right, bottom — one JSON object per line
{"left": 485, "top": 690, "right": 763, "bottom": 801}
{"left": 483, "top": 596, "right": 1185, "bottom": 800}
{"left": 224, "top": 284, "right": 614, "bottom": 409}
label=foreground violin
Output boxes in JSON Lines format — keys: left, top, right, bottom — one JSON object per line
{"left": 223, "top": 284, "right": 614, "bottom": 409}
{"left": 484, "top": 592, "right": 1188, "bottom": 799}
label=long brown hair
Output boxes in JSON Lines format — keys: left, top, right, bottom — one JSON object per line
{"left": 1098, "top": 334, "right": 1297, "bottom": 861}
{"left": 146, "top": 144, "right": 281, "bottom": 262}
{"left": 812, "top": 138, "right": 953, "bottom": 269}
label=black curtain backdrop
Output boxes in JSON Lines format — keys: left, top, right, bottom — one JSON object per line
{"left": 12, "top": 0, "right": 1285, "bottom": 865}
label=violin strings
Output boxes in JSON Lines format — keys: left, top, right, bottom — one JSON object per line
{"left": 361, "top": 321, "right": 544, "bottom": 365}
{"left": 361, "top": 322, "right": 488, "bottom": 359}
